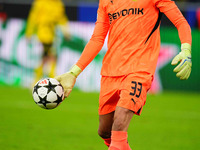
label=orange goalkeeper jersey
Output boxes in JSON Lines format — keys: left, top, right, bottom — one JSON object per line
{"left": 76, "top": 0, "right": 191, "bottom": 76}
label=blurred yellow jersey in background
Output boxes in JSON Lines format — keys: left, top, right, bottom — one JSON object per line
{"left": 26, "top": 0, "right": 69, "bottom": 44}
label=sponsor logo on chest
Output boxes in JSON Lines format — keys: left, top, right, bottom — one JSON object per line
{"left": 108, "top": 8, "right": 144, "bottom": 24}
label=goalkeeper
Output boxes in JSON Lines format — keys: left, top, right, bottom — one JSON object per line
{"left": 55, "top": 0, "right": 192, "bottom": 149}
{"left": 26, "top": 0, "right": 70, "bottom": 84}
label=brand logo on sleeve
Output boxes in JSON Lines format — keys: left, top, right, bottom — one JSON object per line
{"left": 108, "top": 8, "right": 144, "bottom": 24}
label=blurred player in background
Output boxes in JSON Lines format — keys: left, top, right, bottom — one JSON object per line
{"left": 55, "top": 0, "right": 192, "bottom": 149}
{"left": 26, "top": 0, "right": 70, "bottom": 84}
{"left": 0, "top": 3, "right": 7, "bottom": 22}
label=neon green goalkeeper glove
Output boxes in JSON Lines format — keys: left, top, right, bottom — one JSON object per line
{"left": 55, "top": 65, "right": 82, "bottom": 98}
{"left": 171, "top": 43, "right": 192, "bottom": 80}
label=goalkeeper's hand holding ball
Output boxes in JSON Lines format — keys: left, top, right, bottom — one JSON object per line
{"left": 171, "top": 43, "right": 192, "bottom": 80}
{"left": 55, "top": 65, "right": 82, "bottom": 98}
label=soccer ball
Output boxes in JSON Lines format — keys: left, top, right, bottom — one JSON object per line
{"left": 32, "top": 78, "right": 65, "bottom": 109}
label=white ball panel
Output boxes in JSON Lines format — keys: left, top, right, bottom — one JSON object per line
{"left": 55, "top": 86, "right": 64, "bottom": 97}
{"left": 33, "top": 92, "right": 40, "bottom": 103}
{"left": 49, "top": 78, "right": 60, "bottom": 85}
{"left": 37, "top": 87, "right": 48, "bottom": 98}
{"left": 46, "top": 91, "right": 57, "bottom": 102}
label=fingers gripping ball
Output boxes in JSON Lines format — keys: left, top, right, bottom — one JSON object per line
{"left": 32, "top": 78, "right": 65, "bottom": 109}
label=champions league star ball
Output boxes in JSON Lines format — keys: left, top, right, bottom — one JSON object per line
{"left": 32, "top": 78, "right": 65, "bottom": 109}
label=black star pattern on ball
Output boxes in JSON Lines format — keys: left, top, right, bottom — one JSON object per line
{"left": 37, "top": 95, "right": 51, "bottom": 108}
{"left": 33, "top": 83, "right": 42, "bottom": 94}
{"left": 54, "top": 94, "right": 63, "bottom": 106}
{"left": 43, "top": 81, "right": 57, "bottom": 94}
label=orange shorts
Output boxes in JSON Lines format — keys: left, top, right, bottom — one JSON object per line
{"left": 99, "top": 72, "right": 153, "bottom": 115}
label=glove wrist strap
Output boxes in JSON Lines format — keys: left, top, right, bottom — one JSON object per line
{"left": 69, "top": 65, "right": 82, "bottom": 77}
{"left": 181, "top": 43, "right": 191, "bottom": 52}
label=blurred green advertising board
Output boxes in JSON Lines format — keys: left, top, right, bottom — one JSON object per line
{"left": 0, "top": 19, "right": 199, "bottom": 92}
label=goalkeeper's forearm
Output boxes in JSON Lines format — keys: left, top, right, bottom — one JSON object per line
{"left": 164, "top": 4, "right": 192, "bottom": 45}
{"left": 75, "top": 40, "right": 104, "bottom": 71}
{"left": 75, "top": 19, "right": 109, "bottom": 71}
